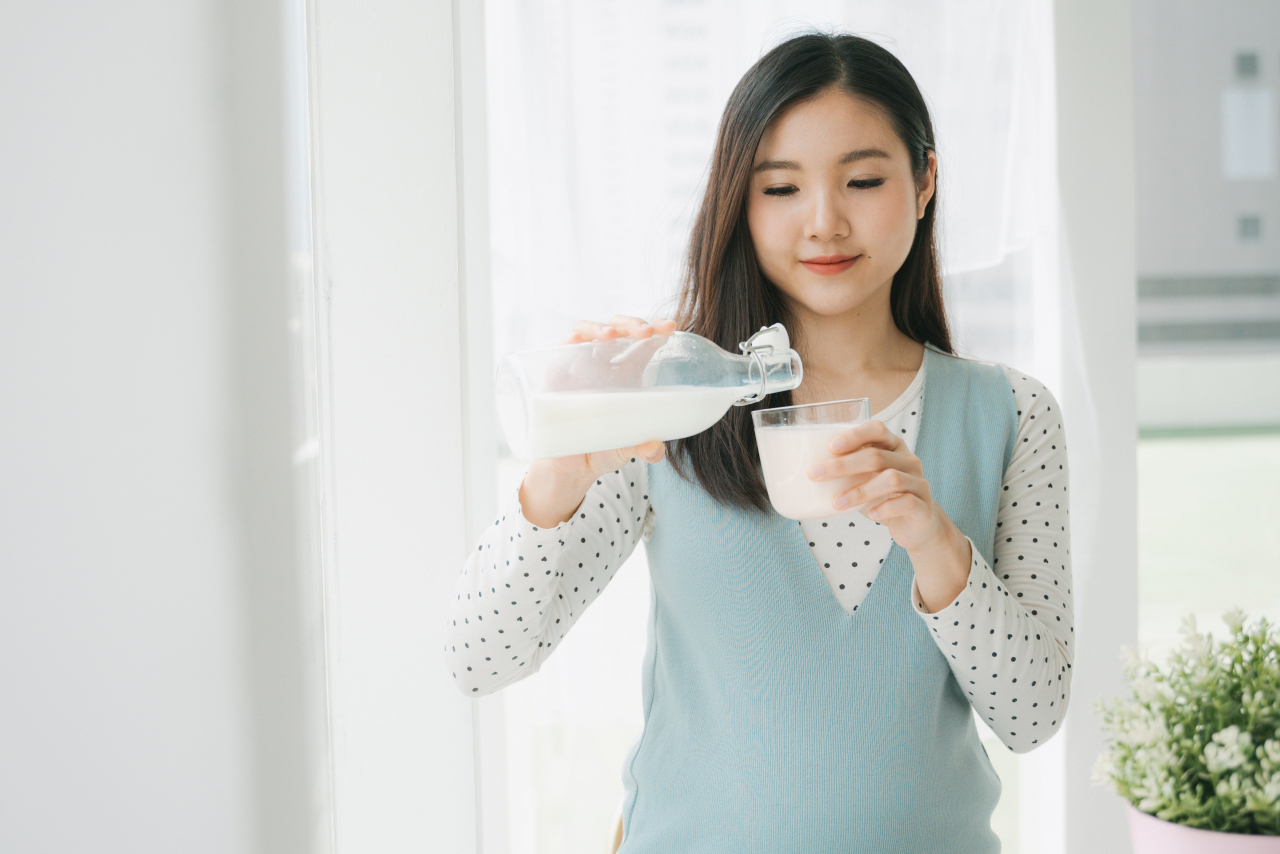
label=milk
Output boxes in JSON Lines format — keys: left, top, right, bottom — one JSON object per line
{"left": 521, "top": 385, "right": 747, "bottom": 459}
{"left": 755, "top": 422, "right": 862, "bottom": 520}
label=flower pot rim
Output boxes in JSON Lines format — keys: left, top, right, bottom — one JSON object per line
{"left": 1126, "top": 802, "right": 1280, "bottom": 853}
{"left": 1126, "top": 803, "right": 1277, "bottom": 837}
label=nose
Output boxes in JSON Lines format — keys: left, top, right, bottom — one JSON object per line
{"left": 807, "top": 187, "right": 850, "bottom": 242}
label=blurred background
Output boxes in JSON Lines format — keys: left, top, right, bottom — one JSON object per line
{"left": 1129, "top": 1, "right": 1280, "bottom": 666}
{"left": 0, "top": 1, "right": 1274, "bottom": 853}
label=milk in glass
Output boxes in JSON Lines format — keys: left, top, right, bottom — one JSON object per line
{"left": 756, "top": 423, "right": 862, "bottom": 520}
{"left": 751, "top": 397, "right": 870, "bottom": 520}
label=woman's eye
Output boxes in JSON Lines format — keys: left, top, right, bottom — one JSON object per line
{"left": 763, "top": 186, "right": 798, "bottom": 196}
{"left": 848, "top": 178, "right": 885, "bottom": 189}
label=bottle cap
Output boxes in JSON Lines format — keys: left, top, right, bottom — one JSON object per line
{"left": 734, "top": 323, "right": 803, "bottom": 405}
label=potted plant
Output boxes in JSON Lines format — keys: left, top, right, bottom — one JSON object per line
{"left": 1095, "top": 609, "right": 1280, "bottom": 852}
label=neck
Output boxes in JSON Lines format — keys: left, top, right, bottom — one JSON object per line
{"left": 784, "top": 285, "right": 926, "bottom": 410}
{"left": 792, "top": 299, "right": 921, "bottom": 377}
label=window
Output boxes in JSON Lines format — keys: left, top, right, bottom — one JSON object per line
{"left": 1133, "top": 1, "right": 1280, "bottom": 664}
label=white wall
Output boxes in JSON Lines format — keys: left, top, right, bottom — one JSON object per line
{"left": 1132, "top": 0, "right": 1279, "bottom": 277}
{"left": 1138, "top": 353, "right": 1280, "bottom": 430}
{"left": 302, "top": 0, "right": 490, "bottom": 850}
{"left": 1048, "top": 1, "right": 1139, "bottom": 853}
{"left": 1131, "top": 0, "right": 1280, "bottom": 431}
{"left": 0, "top": 2, "right": 314, "bottom": 852}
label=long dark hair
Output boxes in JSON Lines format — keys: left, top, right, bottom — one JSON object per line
{"left": 668, "top": 32, "right": 950, "bottom": 512}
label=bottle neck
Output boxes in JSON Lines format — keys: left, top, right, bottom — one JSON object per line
{"left": 734, "top": 345, "right": 803, "bottom": 405}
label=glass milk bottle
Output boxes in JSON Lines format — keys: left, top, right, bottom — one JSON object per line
{"left": 495, "top": 324, "right": 804, "bottom": 460}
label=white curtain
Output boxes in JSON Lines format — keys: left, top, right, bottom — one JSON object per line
{"left": 483, "top": 3, "right": 1062, "bottom": 851}
{"left": 486, "top": 0, "right": 1059, "bottom": 370}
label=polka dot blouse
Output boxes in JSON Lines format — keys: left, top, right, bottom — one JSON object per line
{"left": 446, "top": 362, "right": 1074, "bottom": 754}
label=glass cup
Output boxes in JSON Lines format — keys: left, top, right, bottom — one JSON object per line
{"left": 752, "top": 398, "right": 871, "bottom": 520}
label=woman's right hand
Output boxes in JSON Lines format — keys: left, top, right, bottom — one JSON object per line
{"left": 518, "top": 315, "right": 677, "bottom": 529}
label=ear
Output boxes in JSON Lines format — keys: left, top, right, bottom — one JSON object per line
{"left": 916, "top": 150, "right": 937, "bottom": 219}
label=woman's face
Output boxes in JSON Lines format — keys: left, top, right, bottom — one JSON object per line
{"left": 746, "top": 88, "right": 935, "bottom": 327}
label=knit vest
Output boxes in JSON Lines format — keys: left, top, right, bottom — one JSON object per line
{"left": 618, "top": 345, "right": 1017, "bottom": 853}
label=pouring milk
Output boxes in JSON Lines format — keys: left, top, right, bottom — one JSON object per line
{"left": 496, "top": 324, "right": 803, "bottom": 460}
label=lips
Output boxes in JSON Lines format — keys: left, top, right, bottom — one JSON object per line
{"left": 800, "top": 254, "right": 859, "bottom": 275}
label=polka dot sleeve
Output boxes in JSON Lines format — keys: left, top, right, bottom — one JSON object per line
{"left": 444, "top": 459, "right": 651, "bottom": 696}
{"left": 911, "top": 367, "right": 1074, "bottom": 753}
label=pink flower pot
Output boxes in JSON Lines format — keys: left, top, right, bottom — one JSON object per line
{"left": 1128, "top": 804, "right": 1280, "bottom": 853}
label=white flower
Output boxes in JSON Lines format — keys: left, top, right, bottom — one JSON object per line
{"left": 1121, "top": 645, "right": 1142, "bottom": 670}
{"left": 1092, "top": 752, "right": 1117, "bottom": 787}
{"left": 1215, "top": 772, "right": 1246, "bottom": 801}
{"left": 1205, "top": 726, "right": 1251, "bottom": 773}
{"left": 1175, "top": 616, "right": 1214, "bottom": 667}
{"left": 1133, "top": 674, "right": 1164, "bottom": 705}
{"left": 1188, "top": 635, "right": 1214, "bottom": 665}
{"left": 1126, "top": 714, "right": 1168, "bottom": 747}
{"left": 1263, "top": 738, "right": 1280, "bottom": 767}
{"left": 1224, "top": 607, "right": 1246, "bottom": 635}
{"left": 1147, "top": 740, "right": 1175, "bottom": 769}
{"left": 1246, "top": 789, "right": 1275, "bottom": 813}
{"left": 1096, "top": 611, "right": 1280, "bottom": 829}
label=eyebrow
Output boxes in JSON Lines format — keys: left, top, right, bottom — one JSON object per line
{"left": 752, "top": 148, "right": 892, "bottom": 173}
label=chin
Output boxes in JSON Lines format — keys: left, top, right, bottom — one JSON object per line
{"left": 791, "top": 283, "right": 874, "bottom": 312}
{"left": 790, "top": 297, "right": 869, "bottom": 321}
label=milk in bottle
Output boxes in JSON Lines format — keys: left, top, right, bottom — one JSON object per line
{"left": 496, "top": 324, "right": 803, "bottom": 460}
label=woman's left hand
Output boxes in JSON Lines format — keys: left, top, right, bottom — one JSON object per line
{"left": 807, "top": 420, "right": 948, "bottom": 550}
{"left": 808, "top": 420, "right": 971, "bottom": 611}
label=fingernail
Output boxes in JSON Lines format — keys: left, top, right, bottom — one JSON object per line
{"left": 808, "top": 464, "right": 824, "bottom": 480}
{"left": 829, "top": 437, "right": 847, "bottom": 454}
{"left": 601, "top": 325, "right": 614, "bottom": 334}
{"left": 833, "top": 494, "right": 849, "bottom": 509}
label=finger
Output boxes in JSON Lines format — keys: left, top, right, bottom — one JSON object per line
{"left": 606, "top": 315, "right": 656, "bottom": 338}
{"left": 584, "top": 446, "right": 633, "bottom": 477}
{"left": 809, "top": 445, "right": 908, "bottom": 481}
{"left": 832, "top": 467, "right": 922, "bottom": 511}
{"left": 811, "top": 438, "right": 923, "bottom": 481}
{"left": 585, "top": 440, "right": 664, "bottom": 477}
{"left": 561, "top": 317, "right": 677, "bottom": 345}
{"left": 634, "top": 440, "right": 665, "bottom": 463}
{"left": 563, "top": 320, "right": 622, "bottom": 345}
{"left": 608, "top": 441, "right": 663, "bottom": 465}
{"left": 829, "top": 419, "right": 902, "bottom": 455}
{"left": 860, "top": 492, "right": 922, "bottom": 522}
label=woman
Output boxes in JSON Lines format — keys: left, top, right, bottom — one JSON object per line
{"left": 447, "top": 32, "right": 1073, "bottom": 852}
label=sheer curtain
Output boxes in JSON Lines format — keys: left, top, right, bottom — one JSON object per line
{"left": 485, "top": 0, "right": 1059, "bottom": 370}
{"left": 483, "top": 3, "right": 1062, "bottom": 851}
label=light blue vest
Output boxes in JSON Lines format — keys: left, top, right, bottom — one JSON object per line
{"left": 619, "top": 346, "right": 1017, "bottom": 853}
